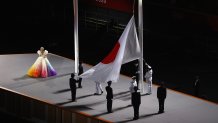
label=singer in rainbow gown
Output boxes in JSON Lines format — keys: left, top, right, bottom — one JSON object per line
{"left": 27, "top": 47, "right": 57, "bottom": 78}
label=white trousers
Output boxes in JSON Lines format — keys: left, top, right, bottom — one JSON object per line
{"left": 146, "top": 78, "right": 152, "bottom": 94}
{"left": 95, "top": 82, "right": 103, "bottom": 94}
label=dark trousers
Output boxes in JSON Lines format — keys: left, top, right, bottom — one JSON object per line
{"left": 133, "top": 104, "right": 140, "bottom": 119}
{"left": 136, "top": 77, "right": 139, "bottom": 88}
{"left": 194, "top": 88, "right": 199, "bottom": 97}
{"left": 158, "top": 99, "right": 165, "bottom": 112}
{"left": 107, "top": 99, "right": 112, "bottom": 112}
{"left": 71, "top": 90, "right": 76, "bottom": 101}
{"left": 78, "top": 78, "right": 82, "bottom": 87}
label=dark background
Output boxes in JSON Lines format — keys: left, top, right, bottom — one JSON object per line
{"left": 2, "top": 0, "right": 218, "bottom": 122}
{"left": 3, "top": 0, "right": 218, "bottom": 102}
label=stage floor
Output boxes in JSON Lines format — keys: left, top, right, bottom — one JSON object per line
{"left": 0, "top": 53, "right": 218, "bottom": 123}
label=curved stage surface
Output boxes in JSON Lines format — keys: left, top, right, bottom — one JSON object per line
{"left": 0, "top": 53, "right": 217, "bottom": 123}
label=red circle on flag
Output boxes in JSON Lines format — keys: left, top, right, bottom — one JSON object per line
{"left": 101, "top": 42, "right": 120, "bottom": 64}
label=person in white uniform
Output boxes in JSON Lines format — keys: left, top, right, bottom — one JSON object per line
{"left": 94, "top": 81, "right": 103, "bottom": 95}
{"left": 145, "top": 63, "right": 153, "bottom": 94}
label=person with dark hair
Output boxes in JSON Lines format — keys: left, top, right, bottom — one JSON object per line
{"left": 134, "top": 62, "right": 140, "bottom": 86}
{"left": 129, "top": 76, "right": 137, "bottom": 106}
{"left": 27, "top": 47, "right": 57, "bottom": 78}
{"left": 132, "top": 86, "right": 141, "bottom": 120}
{"left": 69, "top": 73, "right": 77, "bottom": 102}
{"left": 157, "top": 82, "right": 167, "bottom": 113}
{"left": 193, "top": 75, "right": 200, "bottom": 97}
{"left": 78, "top": 61, "right": 84, "bottom": 88}
{"left": 105, "top": 81, "right": 113, "bottom": 113}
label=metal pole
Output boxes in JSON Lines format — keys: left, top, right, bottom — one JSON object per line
{"left": 73, "top": 0, "right": 79, "bottom": 75}
{"left": 138, "top": 0, "right": 145, "bottom": 94}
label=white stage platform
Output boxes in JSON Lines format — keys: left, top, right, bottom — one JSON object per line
{"left": 0, "top": 53, "right": 217, "bottom": 123}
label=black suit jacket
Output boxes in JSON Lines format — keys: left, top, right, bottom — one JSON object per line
{"left": 69, "top": 78, "right": 77, "bottom": 89}
{"left": 132, "top": 92, "right": 141, "bottom": 106}
{"left": 157, "top": 86, "right": 166, "bottom": 99}
{"left": 106, "top": 86, "right": 113, "bottom": 100}
{"left": 79, "top": 65, "right": 83, "bottom": 75}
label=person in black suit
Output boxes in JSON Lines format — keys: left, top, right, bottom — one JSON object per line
{"left": 69, "top": 73, "right": 77, "bottom": 102}
{"left": 78, "top": 61, "right": 84, "bottom": 88}
{"left": 132, "top": 86, "right": 141, "bottom": 120}
{"left": 105, "top": 81, "right": 113, "bottom": 113}
{"left": 193, "top": 75, "right": 200, "bottom": 97}
{"left": 157, "top": 82, "right": 167, "bottom": 113}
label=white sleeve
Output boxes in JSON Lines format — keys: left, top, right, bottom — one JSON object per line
{"left": 44, "top": 50, "right": 48, "bottom": 55}
{"left": 37, "top": 50, "right": 41, "bottom": 55}
{"left": 133, "top": 80, "right": 137, "bottom": 86}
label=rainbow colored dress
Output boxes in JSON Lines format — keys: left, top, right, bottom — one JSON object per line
{"left": 27, "top": 50, "right": 57, "bottom": 78}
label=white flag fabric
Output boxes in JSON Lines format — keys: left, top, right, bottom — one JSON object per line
{"left": 80, "top": 16, "right": 141, "bottom": 83}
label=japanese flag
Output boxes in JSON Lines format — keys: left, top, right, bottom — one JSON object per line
{"left": 80, "top": 16, "right": 141, "bottom": 83}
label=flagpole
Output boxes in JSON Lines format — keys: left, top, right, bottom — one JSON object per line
{"left": 138, "top": 0, "right": 145, "bottom": 94}
{"left": 73, "top": 0, "right": 79, "bottom": 75}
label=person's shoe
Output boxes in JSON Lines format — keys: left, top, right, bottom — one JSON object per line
{"left": 101, "top": 91, "right": 103, "bottom": 94}
{"left": 78, "top": 86, "right": 82, "bottom": 88}
{"left": 133, "top": 117, "right": 138, "bottom": 120}
{"left": 72, "top": 100, "right": 77, "bottom": 102}
{"left": 145, "top": 93, "right": 151, "bottom": 95}
{"left": 94, "top": 93, "right": 98, "bottom": 95}
{"left": 158, "top": 110, "right": 164, "bottom": 114}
